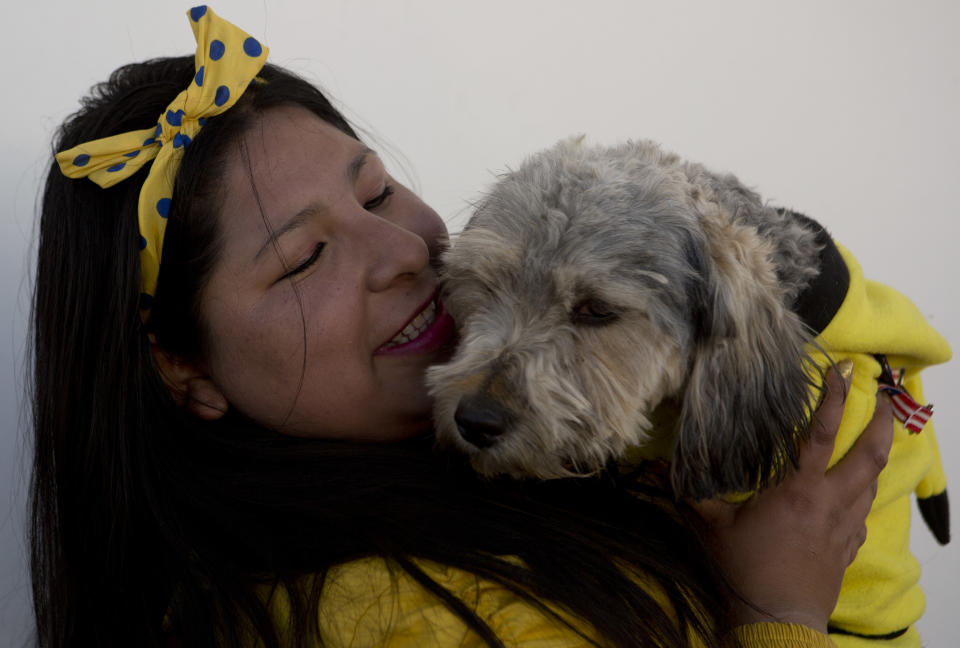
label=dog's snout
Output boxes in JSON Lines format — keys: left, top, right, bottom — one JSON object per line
{"left": 454, "top": 394, "right": 510, "bottom": 449}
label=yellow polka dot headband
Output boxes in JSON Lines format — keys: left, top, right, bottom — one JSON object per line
{"left": 55, "top": 6, "right": 268, "bottom": 321}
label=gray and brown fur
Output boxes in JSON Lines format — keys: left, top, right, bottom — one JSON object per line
{"left": 428, "top": 137, "right": 825, "bottom": 499}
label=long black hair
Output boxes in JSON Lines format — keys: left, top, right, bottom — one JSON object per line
{"left": 31, "top": 56, "right": 733, "bottom": 647}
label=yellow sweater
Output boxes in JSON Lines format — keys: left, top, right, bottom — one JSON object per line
{"left": 805, "top": 243, "right": 951, "bottom": 647}
{"left": 263, "top": 555, "right": 836, "bottom": 647}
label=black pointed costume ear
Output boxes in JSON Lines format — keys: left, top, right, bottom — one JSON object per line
{"left": 918, "top": 491, "right": 951, "bottom": 545}
{"left": 671, "top": 209, "right": 815, "bottom": 499}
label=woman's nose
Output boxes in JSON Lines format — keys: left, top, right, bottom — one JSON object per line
{"left": 363, "top": 215, "right": 431, "bottom": 292}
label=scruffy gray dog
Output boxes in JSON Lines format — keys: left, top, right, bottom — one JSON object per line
{"left": 427, "top": 137, "right": 951, "bottom": 642}
{"left": 427, "top": 137, "right": 949, "bottom": 499}
{"left": 428, "top": 137, "right": 823, "bottom": 498}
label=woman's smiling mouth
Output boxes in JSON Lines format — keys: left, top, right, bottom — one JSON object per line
{"left": 378, "top": 294, "right": 455, "bottom": 356}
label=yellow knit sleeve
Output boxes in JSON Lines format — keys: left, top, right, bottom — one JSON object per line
{"left": 734, "top": 623, "right": 837, "bottom": 648}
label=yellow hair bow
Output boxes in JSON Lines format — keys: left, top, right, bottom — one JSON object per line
{"left": 55, "top": 6, "right": 268, "bottom": 320}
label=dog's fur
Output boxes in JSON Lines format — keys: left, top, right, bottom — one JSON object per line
{"left": 428, "top": 137, "right": 828, "bottom": 499}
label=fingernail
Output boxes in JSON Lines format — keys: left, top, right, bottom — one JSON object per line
{"left": 837, "top": 358, "right": 854, "bottom": 382}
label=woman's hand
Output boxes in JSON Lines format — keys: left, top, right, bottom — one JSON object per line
{"left": 692, "top": 361, "right": 894, "bottom": 632}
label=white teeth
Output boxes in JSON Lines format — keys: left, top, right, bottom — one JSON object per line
{"left": 385, "top": 301, "right": 437, "bottom": 347}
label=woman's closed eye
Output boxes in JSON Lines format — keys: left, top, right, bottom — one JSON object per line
{"left": 364, "top": 185, "right": 393, "bottom": 210}
{"left": 280, "top": 243, "right": 324, "bottom": 281}
{"left": 276, "top": 185, "right": 392, "bottom": 282}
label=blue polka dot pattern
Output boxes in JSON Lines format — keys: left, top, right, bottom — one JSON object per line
{"left": 52, "top": 6, "right": 270, "bottom": 323}
{"left": 156, "top": 198, "right": 172, "bottom": 218}
{"left": 214, "top": 85, "right": 230, "bottom": 106}
{"left": 165, "top": 110, "right": 184, "bottom": 127}
{"left": 209, "top": 39, "right": 225, "bottom": 60}
{"left": 243, "top": 37, "right": 263, "bottom": 57}
{"left": 139, "top": 293, "right": 154, "bottom": 310}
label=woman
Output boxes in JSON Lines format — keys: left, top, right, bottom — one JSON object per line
{"left": 31, "top": 7, "right": 891, "bottom": 648}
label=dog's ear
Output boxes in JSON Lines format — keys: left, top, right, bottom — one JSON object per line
{"left": 672, "top": 205, "right": 816, "bottom": 500}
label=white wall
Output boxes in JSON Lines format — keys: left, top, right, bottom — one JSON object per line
{"left": 2, "top": 1, "right": 957, "bottom": 645}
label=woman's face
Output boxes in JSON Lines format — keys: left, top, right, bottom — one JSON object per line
{"left": 196, "top": 105, "right": 454, "bottom": 440}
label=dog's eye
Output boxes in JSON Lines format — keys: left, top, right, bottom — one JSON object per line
{"left": 572, "top": 299, "right": 620, "bottom": 326}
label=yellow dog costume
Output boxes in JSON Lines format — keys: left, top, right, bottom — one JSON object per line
{"left": 801, "top": 232, "right": 950, "bottom": 646}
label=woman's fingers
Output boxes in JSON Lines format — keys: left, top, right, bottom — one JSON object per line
{"left": 827, "top": 395, "right": 894, "bottom": 493}
{"left": 847, "top": 524, "right": 869, "bottom": 565}
{"left": 838, "top": 472, "right": 879, "bottom": 563}
{"left": 692, "top": 360, "right": 896, "bottom": 633}
{"left": 798, "top": 362, "right": 852, "bottom": 478}
{"left": 828, "top": 394, "right": 892, "bottom": 567}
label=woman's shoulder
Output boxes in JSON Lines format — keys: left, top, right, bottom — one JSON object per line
{"left": 311, "top": 556, "right": 595, "bottom": 648}
{"left": 264, "top": 556, "right": 836, "bottom": 648}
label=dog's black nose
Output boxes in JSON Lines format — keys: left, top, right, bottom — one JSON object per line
{"left": 454, "top": 394, "right": 509, "bottom": 449}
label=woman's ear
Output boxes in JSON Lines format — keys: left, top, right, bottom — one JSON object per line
{"left": 149, "top": 334, "right": 228, "bottom": 421}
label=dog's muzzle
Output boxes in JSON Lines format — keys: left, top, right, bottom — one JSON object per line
{"left": 454, "top": 393, "right": 511, "bottom": 449}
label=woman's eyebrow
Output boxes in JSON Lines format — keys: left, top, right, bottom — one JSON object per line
{"left": 347, "top": 147, "right": 375, "bottom": 182}
{"left": 253, "top": 148, "right": 376, "bottom": 264}
{"left": 253, "top": 203, "right": 323, "bottom": 264}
